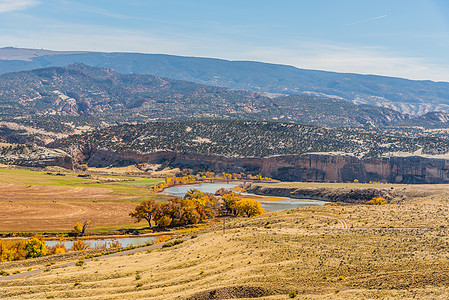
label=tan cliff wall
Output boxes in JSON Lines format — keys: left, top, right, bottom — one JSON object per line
{"left": 85, "top": 149, "right": 449, "bottom": 184}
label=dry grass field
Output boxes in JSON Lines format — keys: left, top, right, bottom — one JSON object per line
{"left": 2, "top": 182, "right": 449, "bottom": 299}
{"left": 0, "top": 168, "right": 164, "bottom": 232}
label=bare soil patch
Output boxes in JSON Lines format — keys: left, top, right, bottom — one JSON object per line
{"left": 0, "top": 184, "right": 138, "bottom": 231}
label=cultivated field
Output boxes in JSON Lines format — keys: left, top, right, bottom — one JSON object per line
{"left": 0, "top": 168, "right": 164, "bottom": 232}
{"left": 2, "top": 182, "right": 449, "bottom": 299}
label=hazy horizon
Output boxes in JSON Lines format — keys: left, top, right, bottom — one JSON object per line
{"left": 0, "top": 0, "right": 449, "bottom": 81}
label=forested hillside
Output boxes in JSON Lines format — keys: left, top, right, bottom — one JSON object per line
{"left": 52, "top": 120, "right": 449, "bottom": 159}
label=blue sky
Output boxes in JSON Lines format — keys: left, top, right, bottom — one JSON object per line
{"left": 1, "top": 0, "right": 449, "bottom": 81}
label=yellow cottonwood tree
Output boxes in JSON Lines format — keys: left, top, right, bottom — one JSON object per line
{"left": 235, "top": 199, "right": 264, "bottom": 217}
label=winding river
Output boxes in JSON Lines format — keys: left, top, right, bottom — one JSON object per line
{"left": 45, "top": 182, "right": 326, "bottom": 249}
{"left": 163, "top": 182, "right": 327, "bottom": 211}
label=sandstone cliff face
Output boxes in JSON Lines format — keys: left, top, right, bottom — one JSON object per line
{"left": 0, "top": 144, "right": 72, "bottom": 168}
{"left": 85, "top": 149, "right": 449, "bottom": 184}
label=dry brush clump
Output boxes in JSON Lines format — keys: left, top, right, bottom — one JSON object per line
{"left": 366, "top": 196, "right": 387, "bottom": 205}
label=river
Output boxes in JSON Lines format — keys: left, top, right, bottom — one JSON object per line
{"left": 163, "top": 182, "right": 327, "bottom": 211}
{"left": 47, "top": 182, "right": 325, "bottom": 249}
{"left": 45, "top": 236, "right": 158, "bottom": 249}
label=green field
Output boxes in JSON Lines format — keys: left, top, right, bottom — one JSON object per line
{"left": 0, "top": 167, "right": 165, "bottom": 232}
{"left": 0, "top": 168, "right": 164, "bottom": 200}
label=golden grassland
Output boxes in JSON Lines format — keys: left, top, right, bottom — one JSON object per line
{"left": 0, "top": 168, "right": 165, "bottom": 232}
{"left": 3, "top": 183, "right": 449, "bottom": 299}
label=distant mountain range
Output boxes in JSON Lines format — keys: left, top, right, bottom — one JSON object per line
{"left": 0, "top": 63, "right": 426, "bottom": 131}
{"left": 1, "top": 47, "right": 449, "bottom": 115}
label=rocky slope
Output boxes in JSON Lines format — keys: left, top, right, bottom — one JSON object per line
{"left": 1, "top": 47, "right": 449, "bottom": 115}
{"left": 0, "top": 143, "right": 71, "bottom": 168}
{"left": 0, "top": 64, "right": 420, "bottom": 128}
{"left": 0, "top": 63, "right": 273, "bottom": 123}
{"left": 80, "top": 150, "right": 449, "bottom": 184}
{"left": 48, "top": 120, "right": 449, "bottom": 183}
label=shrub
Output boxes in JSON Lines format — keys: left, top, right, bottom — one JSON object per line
{"left": 136, "top": 282, "right": 143, "bottom": 288}
{"left": 75, "top": 260, "right": 84, "bottom": 266}
{"left": 289, "top": 291, "right": 298, "bottom": 298}
{"left": 0, "top": 239, "right": 26, "bottom": 261}
{"left": 54, "top": 247, "right": 66, "bottom": 254}
{"left": 48, "top": 239, "right": 67, "bottom": 255}
{"left": 235, "top": 199, "right": 264, "bottom": 217}
{"left": 156, "top": 235, "right": 171, "bottom": 243}
{"left": 24, "top": 236, "right": 48, "bottom": 259}
{"left": 108, "top": 240, "right": 122, "bottom": 249}
{"left": 71, "top": 240, "right": 88, "bottom": 251}
{"left": 366, "top": 197, "right": 387, "bottom": 205}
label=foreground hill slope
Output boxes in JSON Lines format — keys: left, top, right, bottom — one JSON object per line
{"left": 1, "top": 47, "right": 449, "bottom": 114}
{"left": 3, "top": 189, "right": 449, "bottom": 299}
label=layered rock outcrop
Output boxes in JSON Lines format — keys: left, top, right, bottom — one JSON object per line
{"left": 0, "top": 143, "right": 72, "bottom": 168}
{"left": 85, "top": 149, "right": 449, "bottom": 184}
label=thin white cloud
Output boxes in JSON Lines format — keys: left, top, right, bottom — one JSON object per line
{"left": 0, "top": 0, "right": 39, "bottom": 13}
{"left": 1, "top": 15, "right": 448, "bottom": 82}
{"left": 347, "top": 15, "right": 388, "bottom": 25}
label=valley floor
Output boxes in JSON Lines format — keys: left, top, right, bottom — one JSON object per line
{"left": 0, "top": 168, "right": 165, "bottom": 232}
{"left": 2, "top": 188, "right": 449, "bottom": 299}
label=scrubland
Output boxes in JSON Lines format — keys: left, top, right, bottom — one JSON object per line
{"left": 2, "top": 184, "right": 449, "bottom": 299}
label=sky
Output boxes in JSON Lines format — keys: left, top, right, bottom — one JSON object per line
{"left": 0, "top": 0, "right": 449, "bottom": 82}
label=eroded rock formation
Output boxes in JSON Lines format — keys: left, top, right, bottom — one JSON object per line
{"left": 83, "top": 149, "right": 449, "bottom": 184}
